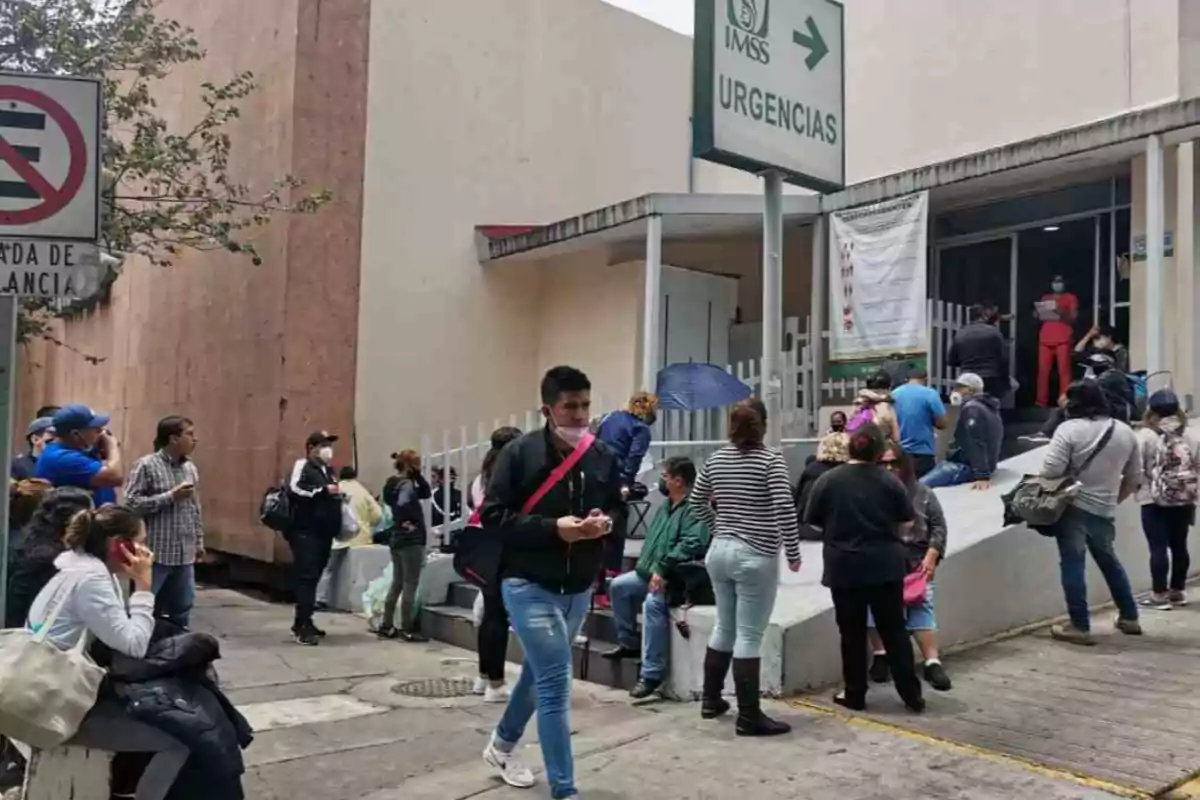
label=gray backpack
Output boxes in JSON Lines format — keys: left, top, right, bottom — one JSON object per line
{"left": 1001, "top": 422, "right": 1115, "bottom": 532}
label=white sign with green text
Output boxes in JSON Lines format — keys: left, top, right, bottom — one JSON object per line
{"left": 693, "top": 0, "right": 845, "bottom": 191}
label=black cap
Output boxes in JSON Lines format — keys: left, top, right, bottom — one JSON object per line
{"left": 1149, "top": 389, "right": 1180, "bottom": 416}
{"left": 306, "top": 430, "right": 339, "bottom": 448}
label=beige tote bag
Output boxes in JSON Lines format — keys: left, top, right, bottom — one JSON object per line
{"left": 0, "top": 571, "right": 106, "bottom": 748}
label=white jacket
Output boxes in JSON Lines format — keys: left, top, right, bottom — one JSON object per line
{"left": 25, "top": 550, "right": 155, "bottom": 658}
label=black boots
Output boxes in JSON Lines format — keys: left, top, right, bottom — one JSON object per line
{"left": 700, "top": 647, "right": 732, "bottom": 719}
{"left": 732, "top": 657, "right": 791, "bottom": 737}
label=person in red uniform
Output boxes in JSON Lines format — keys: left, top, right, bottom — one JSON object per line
{"left": 1035, "top": 275, "right": 1079, "bottom": 407}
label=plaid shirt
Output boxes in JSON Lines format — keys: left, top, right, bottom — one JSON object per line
{"left": 124, "top": 450, "right": 203, "bottom": 566}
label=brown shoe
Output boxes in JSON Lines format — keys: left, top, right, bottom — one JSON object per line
{"left": 1050, "top": 623, "right": 1095, "bottom": 646}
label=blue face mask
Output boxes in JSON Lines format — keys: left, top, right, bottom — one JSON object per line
{"left": 1051, "top": 282, "right": 1065, "bottom": 293}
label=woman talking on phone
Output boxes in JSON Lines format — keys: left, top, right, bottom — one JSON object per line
{"left": 25, "top": 504, "right": 192, "bottom": 800}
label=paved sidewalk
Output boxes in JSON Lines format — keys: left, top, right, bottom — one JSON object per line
{"left": 195, "top": 586, "right": 1140, "bottom": 799}
{"left": 798, "top": 598, "right": 1200, "bottom": 799}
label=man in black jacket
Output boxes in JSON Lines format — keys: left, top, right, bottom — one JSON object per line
{"left": 479, "top": 366, "right": 621, "bottom": 799}
{"left": 286, "top": 430, "right": 342, "bottom": 645}
{"left": 947, "top": 304, "right": 1010, "bottom": 399}
{"left": 919, "top": 374, "right": 1003, "bottom": 491}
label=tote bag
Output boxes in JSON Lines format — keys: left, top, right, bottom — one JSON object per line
{"left": 0, "top": 571, "right": 106, "bottom": 748}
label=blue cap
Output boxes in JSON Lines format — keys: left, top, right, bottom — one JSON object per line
{"left": 26, "top": 417, "right": 54, "bottom": 437}
{"left": 52, "top": 404, "right": 110, "bottom": 434}
{"left": 1149, "top": 389, "right": 1180, "bottom": 416}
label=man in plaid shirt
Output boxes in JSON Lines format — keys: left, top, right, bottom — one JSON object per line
{"left": 124, "top": 415, "right": 202, "bottom": 628}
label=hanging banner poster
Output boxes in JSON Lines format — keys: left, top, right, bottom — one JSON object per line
{"left": 828, "top": 191, "right": 928, "bottom": 362}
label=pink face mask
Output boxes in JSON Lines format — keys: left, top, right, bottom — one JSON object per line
{"left": 554, "top": 425, "right": 589, "bottom": 448}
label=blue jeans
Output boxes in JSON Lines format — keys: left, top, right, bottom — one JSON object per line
{"left": 705, "top": 537, "right": 779, "bottom": 658}
{"left": 495, "top": 579, "right": 591, "bottom": 799}
{"left": 151, "top": 563, "right": 196, "bottom": 629}
{"left": 1053, "top": 506, "right": 1139, "bottom": 631}
{"left": 608, "top": 571, "right": 671, "bottom": 682}
{"left": 919, "top": 461, "right": 974, "bottom": 489}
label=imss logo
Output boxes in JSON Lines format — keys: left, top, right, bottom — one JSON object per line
{"left": 725, "top": 0, "right": 770, "bottom": 64}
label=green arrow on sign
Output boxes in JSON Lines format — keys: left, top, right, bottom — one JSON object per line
{"left": 792, "top": 16, "right": 828, "bottom": 70}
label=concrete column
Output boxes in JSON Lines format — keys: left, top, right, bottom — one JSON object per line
{"left": 809, "top": 215, "right": 826, "bottom": 436}
{"left": 641, "top": 215, "right": 663, "bottom": 391}
{"left": 762, "top": 171, "right": 784, "bottom": 446}
{"left": 1146, "top": 134, "right": 1166, "bottom": 375}
{"left": 1176, "top": 140, "right": 1197, "bottom": 406}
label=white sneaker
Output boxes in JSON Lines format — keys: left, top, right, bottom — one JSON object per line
{"left": 483, "top": 738, "right": 535, "bottom": 788}
{"left": 484, "top": 684, "right": 510, "bottom": 703}
{"left": 472, "top": 677, "right": 488, "bottom": 696}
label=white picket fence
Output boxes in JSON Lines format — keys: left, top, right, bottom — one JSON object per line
{"left": 418, "top": 300, "right": 968, "bottom": 544}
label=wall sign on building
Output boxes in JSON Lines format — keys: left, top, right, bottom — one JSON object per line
{"left": 828, "top": 191, "right": 929, "bottom": 362}
{"left": 692, "top": 0, "right": 846, "bottom": 191}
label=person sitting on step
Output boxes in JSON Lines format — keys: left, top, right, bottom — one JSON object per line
{"left": 602, "top": 456, "right": 711, "bottom": 700}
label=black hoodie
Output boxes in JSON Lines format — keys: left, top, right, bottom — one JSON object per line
{"left": 480, "top": 427, "right": 622, "bottom": 594}
{"left": 947, "top": 321, "right": 1008, "bottom": 379}
{"left": 946, "top": 394, "right": 1003, "bottom": 479}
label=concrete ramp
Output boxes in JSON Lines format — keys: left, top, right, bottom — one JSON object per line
{"left": 671, "top": 432, "right": 1185, "bottom": 697}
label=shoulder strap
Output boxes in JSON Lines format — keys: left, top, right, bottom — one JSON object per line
{"left": 27, "top": 569, "right": 87, "bottom": 644}
{"left": 522, "top": 433, "right": 596, "bottom": 515}
{"left": 1073, "top": 421, "right": 1116, "bottom": 478}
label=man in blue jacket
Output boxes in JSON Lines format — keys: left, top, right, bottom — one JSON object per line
{"left": 920, "top": 373, "right": 1003, "bottom": 491}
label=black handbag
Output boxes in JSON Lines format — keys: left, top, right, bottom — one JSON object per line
{"left": 662, "top": 558, "right": 714, "bottom": 607}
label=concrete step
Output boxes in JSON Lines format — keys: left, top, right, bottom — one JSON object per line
{"left": 419, "top": 603, "right": 641, "bottom": 692}
{"left": 443, "top": 581, "right": 621, "bottom": 643}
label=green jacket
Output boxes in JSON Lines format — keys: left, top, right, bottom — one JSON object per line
{"left": 634, "top": 497, "right": 711, "bottom": 581}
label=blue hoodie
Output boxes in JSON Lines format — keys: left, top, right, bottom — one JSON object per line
{"left": 597, "top": 410, "right": 651, "bottom": 487}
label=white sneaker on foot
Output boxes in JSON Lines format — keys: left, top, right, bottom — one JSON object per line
{"left": 484, "top": 684, "right": 510, "bottom": 703}
{"left": 483, "top": 739, "right": 535, "bottom": 788}
{"left": 472, "top": 677, "right": 488, "bottom": 696}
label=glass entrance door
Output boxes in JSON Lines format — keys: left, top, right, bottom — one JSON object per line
{"left": 933, "top": 236, "right": 1017, "bottom": 393}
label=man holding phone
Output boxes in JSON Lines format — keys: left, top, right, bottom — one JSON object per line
{"left": 479, "top": 366, "right": 622, "bottom": 799}
{"left": 36, "top": 405, "right": 123, "bottom": 505}
{"left": 124, "top": 416, "right": 203, "bottom": 629}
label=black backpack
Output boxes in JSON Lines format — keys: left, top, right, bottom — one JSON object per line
{"left": 259, "top": 482, "right": 292, "bottom": 532}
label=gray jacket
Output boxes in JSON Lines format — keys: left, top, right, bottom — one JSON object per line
{"left": 1041, "top": 416, "right": 1141, "bottom": 519}
{"left": 899, "top": 483, "right": 947, "bottom": 566}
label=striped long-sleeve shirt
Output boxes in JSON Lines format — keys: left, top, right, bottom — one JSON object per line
{"left": 689, "top": 444, "right": 801, "bottom": 564}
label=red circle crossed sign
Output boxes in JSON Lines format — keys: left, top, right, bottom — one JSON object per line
{"left": 0, "top": 84, "right": 88, "bottom": 226}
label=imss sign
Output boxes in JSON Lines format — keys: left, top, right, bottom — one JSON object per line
{"left": 693, "top": 0, "right": 845, "bottom": 191}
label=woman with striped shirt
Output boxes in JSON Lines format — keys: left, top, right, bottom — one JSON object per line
{"left": 690, "top": 400, "right": 801, "bottom": 737}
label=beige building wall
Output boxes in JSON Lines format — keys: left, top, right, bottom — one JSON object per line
{"left": 357, "top": 0, "right": 699, "bottom": 485}
{"left": 843, "top": 0, "right": 1180, "bottom": 181}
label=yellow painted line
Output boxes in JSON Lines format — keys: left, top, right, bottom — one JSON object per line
{"left": 1160, "top": 774, "right": 1200, "bottom": 799}
{"left": 789, "top": 698, "right": 1152, "bottom": 800}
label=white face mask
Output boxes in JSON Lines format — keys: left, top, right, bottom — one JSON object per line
{"left": 1051, "top": 282, "right": 1065, "bottom": 293}
{"left": 554, "top": 425, "right": 590, "bottom": 448}
{"left": 949, "top": 391, "right": 965, "bottom": 407}
{"left": 317, "top": 446, "right": 334, "bottom": 463}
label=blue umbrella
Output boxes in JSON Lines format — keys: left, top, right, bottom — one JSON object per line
{"left": 655, "top": 362, "right": 752, "bottom": 411}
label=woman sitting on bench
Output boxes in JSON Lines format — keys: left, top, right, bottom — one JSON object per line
{"left": 25, "top": 505, "right": 190, "bottom": 800}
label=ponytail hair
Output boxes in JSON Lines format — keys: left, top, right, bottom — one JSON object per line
{"left": 480, "top": 426, "right": 522, "bottom": 484}
{"left": 64, "top": 504, "right": 141, "bottom": 561}
{"left": 391, "top": 450, "right": 421, "bottom": 476}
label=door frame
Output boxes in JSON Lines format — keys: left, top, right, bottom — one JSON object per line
{"left": 932, "top": 233, "right": 1019, "bottom": 379}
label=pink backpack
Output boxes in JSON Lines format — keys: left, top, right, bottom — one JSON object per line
{"left": 845, "top": 404, "right": 876, "bottom": 434}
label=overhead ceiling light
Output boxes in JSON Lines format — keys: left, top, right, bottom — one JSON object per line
{"left": 1043, "top": 225, "right": 1060, "bottom": 232}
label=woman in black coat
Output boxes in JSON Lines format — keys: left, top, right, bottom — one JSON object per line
{"left": 378, "top": 450, "right": 432, "bottom": 641}
{"left": 794, "top": 433, "right": 849, "bottom": 537}
{"left": 4, "top": 485, "right": 93, "bottom": 627}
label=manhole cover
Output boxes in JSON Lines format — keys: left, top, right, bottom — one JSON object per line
{"left": 391, "top": 678, "right": 476, "bottom": 699}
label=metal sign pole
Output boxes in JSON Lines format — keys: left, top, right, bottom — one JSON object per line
{"left": 762, "top": 170, "right": 784, "bottom": 448}
{"left": 0, "top": 295, "right": 18, "bottom": 626}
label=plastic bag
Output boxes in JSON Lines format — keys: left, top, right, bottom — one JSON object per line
{"left": 471, "top": 590, "right": 485, "bottom": 627}
{"left": 361, "top": 563, "right": 393, "bottom": 632}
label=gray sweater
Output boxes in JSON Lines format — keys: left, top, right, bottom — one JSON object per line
{"left": 1041, "top": 417, "right": 1141, "bottom": 519}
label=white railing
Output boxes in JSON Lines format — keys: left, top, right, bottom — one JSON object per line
{"left": 418, "top": 300, "right": 967, "bottom": 542}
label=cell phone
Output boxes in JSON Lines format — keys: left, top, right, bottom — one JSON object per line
{"left": 107, "top": 538, "right": 135, "bottom": 564}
